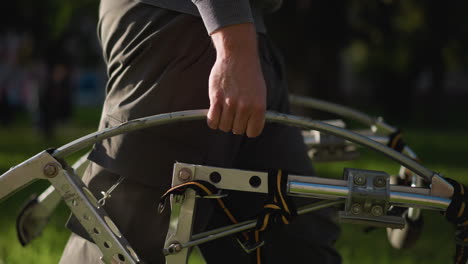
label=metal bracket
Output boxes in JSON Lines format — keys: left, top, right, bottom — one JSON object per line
{"left": 163, "top": 163, "right": 272, "bottom": 264}
{"left": 431, "top": 174, "right": 454, "bottom": 198}
{"left": 339, "top": 168, "right": 405, "bottom": 229}
{"left": 49, "top": 164, "right": 140, "bottom": 264}
{"left": 163, "top": 164, "right": 198, "bottom": 263}
{"left": 16, "top": 153, "right": 90, "bottom": 246}
{"left": 0, "top": 150, "right": 58, "bottom": 200}
{"left": 304, "top": 130, "right": 360, "bottom": 162}
{"left": 303, "top": 120, "right": 361, "bottom": 163}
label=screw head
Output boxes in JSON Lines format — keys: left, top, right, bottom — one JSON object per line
{"left": 43, "top": 163, "right": 59, "bottom": 178}
{"left": 374, "top": 176, "right": 387, "bottom": 187}
{"left": 178, "top": 168, "right": 192, "bottom": 182}
{"left": 350, "top": 203, "right": 363, "bottom": 215}
{"left": 168, "top": 243, "right": 182, "bottom": 254}
{"left": 354, "top": 175, "right": 366, "bottom": 185}
{"left": 371, "top": 205, "right": 384, "bottom": 216}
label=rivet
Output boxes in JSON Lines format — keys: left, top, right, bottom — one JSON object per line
{"left": 43, "top": 163, "right": 59, "bottom": 178}
{"left": 178, "top": 168, "right": 192, "bottom": 182}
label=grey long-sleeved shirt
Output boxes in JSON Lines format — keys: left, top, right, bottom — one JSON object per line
{"left": 138, "top": 0, "right": 282, "bottom": 34}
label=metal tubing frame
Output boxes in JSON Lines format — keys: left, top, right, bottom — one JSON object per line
{"left": 12, "top": 94, "right": 430, "bottom": 247}
{"left": 289, "top": 94, "right": 422, "bottom": 175}
{"left": 0, "top": 151, "right": 140, "bottom": 263}
{"left": 162, "top": 162, "right": 451, "bottom": 263}
{"left": 49, "top": 163, "right": 140, "bottom": 264}
{"left": 16, "top": 153, "right": 90, "bottom": 245}
{"left": 289, "top": 94, "right": 396, "bottom": 133}
{"left": 184, "top": 200, "right": 345, "bottom": 250}
{"left": 287, "top": 180, "right": 450, "bottom": 210}
{"left": 288, "top": 94, "right": 439, "bottom": 220}
{"left": 50, "top": 109, "right": 448, "bottom": 191}
{"left": 0, "top": 107, "right": 455, "bottom": 263}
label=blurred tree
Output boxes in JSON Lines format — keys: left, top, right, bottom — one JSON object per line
{"left": 0, "top": 0, "right": 99, "bottom": 62}
{"left": 267, "top": 0, "right": 468, "bottom": 121}
{"left": 2, "top": 0, "right": 468, "bottom": 122}
{"left": 266, "top": 0, "right": 349, "bottom": 119}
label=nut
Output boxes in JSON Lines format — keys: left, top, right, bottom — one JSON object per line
{"left": 43, "top": 163, "right": 59, "bottom": 178}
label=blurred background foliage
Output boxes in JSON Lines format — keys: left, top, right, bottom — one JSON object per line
{"left": 267, "top": 0, "right": 468, "bottom": 123}
{"left": 1, "top": 0, "right": 468, "bottom": 263}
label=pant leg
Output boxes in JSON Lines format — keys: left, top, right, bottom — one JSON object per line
{"left": 62, "top": 2, "right": 244, "bottom": 263}
{"left": 200, "top": 35, "right": 342, "bottom": 264}
{"left": 59, "top": 233, "right": 103, "bottom": 264}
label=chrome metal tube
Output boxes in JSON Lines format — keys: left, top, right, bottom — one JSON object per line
{"left": 183, "top": 200, "right": 344, "bottom": 250}
{"left": 288, "top": 182, "right": 348, "bottom": 200}
{"left": 288, "top": 180, "right": 450, "bottom": 211}
{"left": 390, "top": 192, "right": 450, "bottom": 210}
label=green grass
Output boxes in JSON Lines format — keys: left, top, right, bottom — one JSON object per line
{"left": 0, "top": 109, "right": 100, "bottom": 264}
{"left": 0, "top": 108, "right": 467, "bottom": 263}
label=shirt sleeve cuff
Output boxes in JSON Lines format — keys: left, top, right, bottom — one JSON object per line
{"left": 192, "top": 0, "right": 254, "bottom": 34}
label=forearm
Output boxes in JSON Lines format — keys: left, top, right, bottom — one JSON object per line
{"left": 211, "top": 23, "right": 259, "bottom": 62}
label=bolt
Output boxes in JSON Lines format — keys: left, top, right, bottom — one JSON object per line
{"left": 374, "top": 176, "right": 386, "bottom": 187}
{"left": 350, "top": 203, "right": 363, "bottom": 215}
{"left": 371, "top": 205, "right": 384, "bottom": 217}
{"left": 167, "top": 243, "right": 182, "bottom": 254}
{"left": 43, "top": 163, "right": 59, "bottom": 178}
{"left": 178, "top": 168, "right": 192, "bottom": 182}
{"left": 353, "top": 175, "right": 366, "bottom": 185}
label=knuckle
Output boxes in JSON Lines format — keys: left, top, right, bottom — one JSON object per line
{"left": 224, "top": 98, "right": 238, "bottom": 110}
{"left": 210, "top": 94, "right": 223, "bottom": 104}
{"left": 237, "top": 102, "right": 249, "bottom": 112}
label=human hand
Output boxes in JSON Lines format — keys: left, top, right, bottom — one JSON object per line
{"left": 207, "top": 23, "right": 266, "bottom": 138}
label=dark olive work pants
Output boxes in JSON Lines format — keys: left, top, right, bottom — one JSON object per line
{"left": 60, "top": 0, "right": 342, "bottom": 263}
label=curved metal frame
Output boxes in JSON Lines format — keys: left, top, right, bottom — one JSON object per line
{"left": 288, "top": 94, "right": 436, "bottom": 248}
{"left": 0, "top": 99, "right": 456, "bottom": 263}
{"left": 52, "top": 109, "right": 440, "bottom": 185}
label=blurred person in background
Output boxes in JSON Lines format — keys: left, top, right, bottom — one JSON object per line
{"left": 36, "top": 33, "right": 75, "bottom": 139}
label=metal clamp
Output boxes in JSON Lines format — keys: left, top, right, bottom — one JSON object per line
{"left": 339, "top": 168, "right": 405, "bottom": 228}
